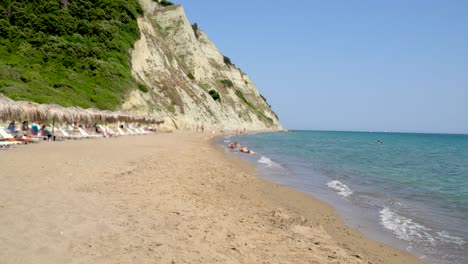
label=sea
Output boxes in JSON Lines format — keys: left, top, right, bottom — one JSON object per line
{"left": 219, "top": 131, "right": 468, "bottom": 264}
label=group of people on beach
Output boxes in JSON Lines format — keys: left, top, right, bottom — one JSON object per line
{"left": 7, "top": 121, "right": 52, "bottom": 141}
{"left": 228, "top": 141, "right": 255, "bottom": 154}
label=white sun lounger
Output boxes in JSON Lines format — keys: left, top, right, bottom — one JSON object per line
{"left": 77, "top": 127, "right": 103, "bottom": 139}
{"left": 103, "top": 126, "right": 119, "bottom": 137}
{"left": 59, "top": 128, "right": 86, "bottom": 140}
{"left": 0, "top": 141, "right": 18, "bottom": 150}
{"left": 0, "top": 128, "right": 31, "bottom": 144}
{"left": 116, "top": 127, "right": 128, "bottom": 136}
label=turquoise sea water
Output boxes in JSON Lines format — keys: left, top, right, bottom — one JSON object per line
{"left": 221, "top": 131, "right": 468, "bottom": 264}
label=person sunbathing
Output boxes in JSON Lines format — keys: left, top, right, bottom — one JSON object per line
{"left": 39, "top": 125, "right": 52, "bottom": 140}
{"left": 240, "top": 146, "right": 255, "bottom": 154}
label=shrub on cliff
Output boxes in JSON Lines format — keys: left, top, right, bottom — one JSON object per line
{"left": 191, "top": 23, "right": 199, "bottom": 39}
{"left": 159, "top": 0, "right": 174, "bottom": 7}
{"left": 187, "top": 72, "right": 195, "bottom": 80}
{"left": 208, "top": 89, "right": 221, "bottom": 101}
{"left": 138, "top": 83, "right": 149, "bottom": 93}
{"left": 223, "top": 55, "right": 234, "bottom": 66}
{"left": 220, "top": 79, "right": 233, "bottom": 88}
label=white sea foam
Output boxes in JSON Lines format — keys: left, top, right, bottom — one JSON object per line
{"left": 258, "top": 156, "right": 280, "bottom": 167}
{"left": 436, "top": 231, "right": 466, "bottom": 246}
{"left": 327, "top": 180, "right": 353, "bottom": 197}
{"left": 379, "top": 207, "right": 434, "bottom": 244}
{"left": 379, "top": 208, "right": 466, "bottom": 246}
{"left": 224, "top": 140, "right": 231, "bottom": 143}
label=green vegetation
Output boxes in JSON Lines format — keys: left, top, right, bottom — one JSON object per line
{"left": 159, "top": 0, "right": 174, "bottom": 7}
{"left": 191, "top": 23, "right": 199, "bottom": 39}
{"left": 137, "top": 83, "right": 149, "bottom": 93}
{"left": 223, "top": 55, "right": 234, "bottom": 66}
{"left": 208, "top": 89, "right": 220, "bottom": 101}
{"left": 0, "top": 0, "right": 143, "bottom": 109}
{"left": 220, "top": 79, "right": 233, "bottom": 88}
{"left": 235, "top": 90, "right": 273, "bottom": 125}
{"left": 187, "top": 72, "right": 195, "bottom": 80}
{"left": 235, "top": 90, "right": 254, "bottom": 109}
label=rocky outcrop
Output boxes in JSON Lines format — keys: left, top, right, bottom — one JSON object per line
{"left": 122, "top": 0, "right": 282, "bottom": 130}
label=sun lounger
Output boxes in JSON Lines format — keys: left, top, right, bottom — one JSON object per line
{"left": 77, "top": 127, "right": 103, "bottom": 139}
{"left": 98, "top": 126, "right": 117, "bottom": 137}
{"left": 116, "top": 127, "right": 128, "bottom": 136}
{"left": 59, "top": 128, "right": 86, "bottom": 140}
{"left": 0, "top": 141, "right": 19, "bottom": 150}
{"left": 124, "top": 127, "right": 139, "bottom": 135}
{"left": 0, "top": 128, "right": 36, "bottom": 143}
{"left": 103, "top": 126, "right": 119, "bottom": 137}
{"left": 129, "top": 125, "right": 150, "bottom": 135}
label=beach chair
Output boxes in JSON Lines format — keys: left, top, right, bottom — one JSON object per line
{"left": 137, "top": 127, "right": 151, "bottom": 135}
{"left": 77, "top": 127, "right": 103, "bottom": 139}
{"left": 124, "top": 127, "right": 139, "bottom": 135}
{"left": 103, "top": 126, "right": 119, "bottom": 137}
{"left": 129, "top": 125, "right": 149, "bottom": 135}
{"left": 116, "top": 127, "right": 128, "bottom": 136}
{"left": 0, "top": 141, "right": 18, "bottom": 150}
{"left": 59, "top": 128, "right": 86, "bottom": 140}
{"left": 0, "top": 128, "right": 34, "bottom": 144}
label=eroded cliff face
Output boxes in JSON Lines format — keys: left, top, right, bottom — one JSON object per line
{"left": 122, "top": 0, "right": 282, "bottom": 130}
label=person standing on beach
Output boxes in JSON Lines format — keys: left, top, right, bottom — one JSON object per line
{"left": 201, "top": 124, "right": 204, "bottom": 133}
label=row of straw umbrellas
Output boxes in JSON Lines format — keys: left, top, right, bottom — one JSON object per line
{"left": 0, "top": 94, "right": 164, "bottom": 125}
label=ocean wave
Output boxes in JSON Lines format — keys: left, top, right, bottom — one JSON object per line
{"left": 258, "top": 156, "right": 281, "bottom": 168}
{"left": 436, "top": 231, "right": 466, "bottom": 246}
{"left": 327, "top": 180, "right": 353, "bottom": 197}
{"left": 224, "top": 140, "right": 231, "bottom": 143}
{"left": 379, "top": 208, "right": 466, "bottom": 246}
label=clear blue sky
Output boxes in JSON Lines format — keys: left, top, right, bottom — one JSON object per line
{"left": 176, "top": 0, "right": 468, "bottom": 134}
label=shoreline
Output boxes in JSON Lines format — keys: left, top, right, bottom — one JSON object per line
{"left": 211, "top": 133, "right": 424, "bottom": 264}
{"left": 0, "top": 132, "right": 423, "bottom": 263}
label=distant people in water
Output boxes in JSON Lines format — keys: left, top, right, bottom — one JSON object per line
{"left": 227, "top": 141, "right": 255, "bottom": 154}
{"left": 377, "top": 140, "right": 382, "bottom": 144}
{"left": 228, "top": 141, "right": 239, "bottom": 149}
{"left": 240, "top": 146, "right": 255, "bottom": 154}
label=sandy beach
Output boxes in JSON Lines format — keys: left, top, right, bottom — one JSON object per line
{"left": 0, "top": 132, "right": 423, "bottom": 264}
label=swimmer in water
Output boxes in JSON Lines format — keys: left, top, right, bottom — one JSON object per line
{"left": 228, "top": 141, "right": 239, "bottom": 149}
{"left": 240, "top": 146, "right": 255, "bottom": 154}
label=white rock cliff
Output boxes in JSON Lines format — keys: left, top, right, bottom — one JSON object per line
{"left": 122, "top": 0, "right": 282, "bottom": 131}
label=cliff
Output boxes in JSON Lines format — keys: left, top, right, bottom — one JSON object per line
{"left": 0, "top": 0, "right": 281, "bottom": 131}
{"left": 123, "top": 0, "right": 282, "bottom": 130}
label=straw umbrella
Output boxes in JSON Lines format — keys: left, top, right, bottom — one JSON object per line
{"left": 16, "top": 100, "right": 47, "bottom": 122}
{"left": 40, "top": 104, "right": 73, "bottom": 136}
{"left": 101, "top": 110, "right": 118, "bottom": 123}
{"left": 67, "top": 106, "right": 92, "bottom": 124}
{"left": 0, "top": 94, "right": 24, "bottom": 121}
{"left": 85, "top": 108, "right": 105, "bottom": 123}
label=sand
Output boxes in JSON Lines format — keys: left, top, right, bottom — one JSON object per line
{"left": 0, "top": 132, "right": 423, "bottom": 264}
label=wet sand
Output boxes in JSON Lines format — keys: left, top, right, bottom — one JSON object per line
{"left": 0, "top": 132, "right": 423, "bottom": 263}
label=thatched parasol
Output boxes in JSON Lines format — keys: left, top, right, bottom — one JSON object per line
{"left": 67, "top": 106, "right": 92, "bottom": 124}
{"left": 115, "top": 111, "right": 133, "bottom": 123}
{"left": 16, "top": 100, "right": 47, "bottom": 122}
{"left": 0, "top": 94, "right": 24, "bottom": 121}
{"left": 40, "top": 104, "right": 74, "bottom": 136}
{"left": 85, "top": 108, "right": 105, "bottom": 122}
{"left": 41, "top": 104, "right": 73, "bottom": 123}
{"left": 101, "top": 110, "right": 118, "bottom": 123}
